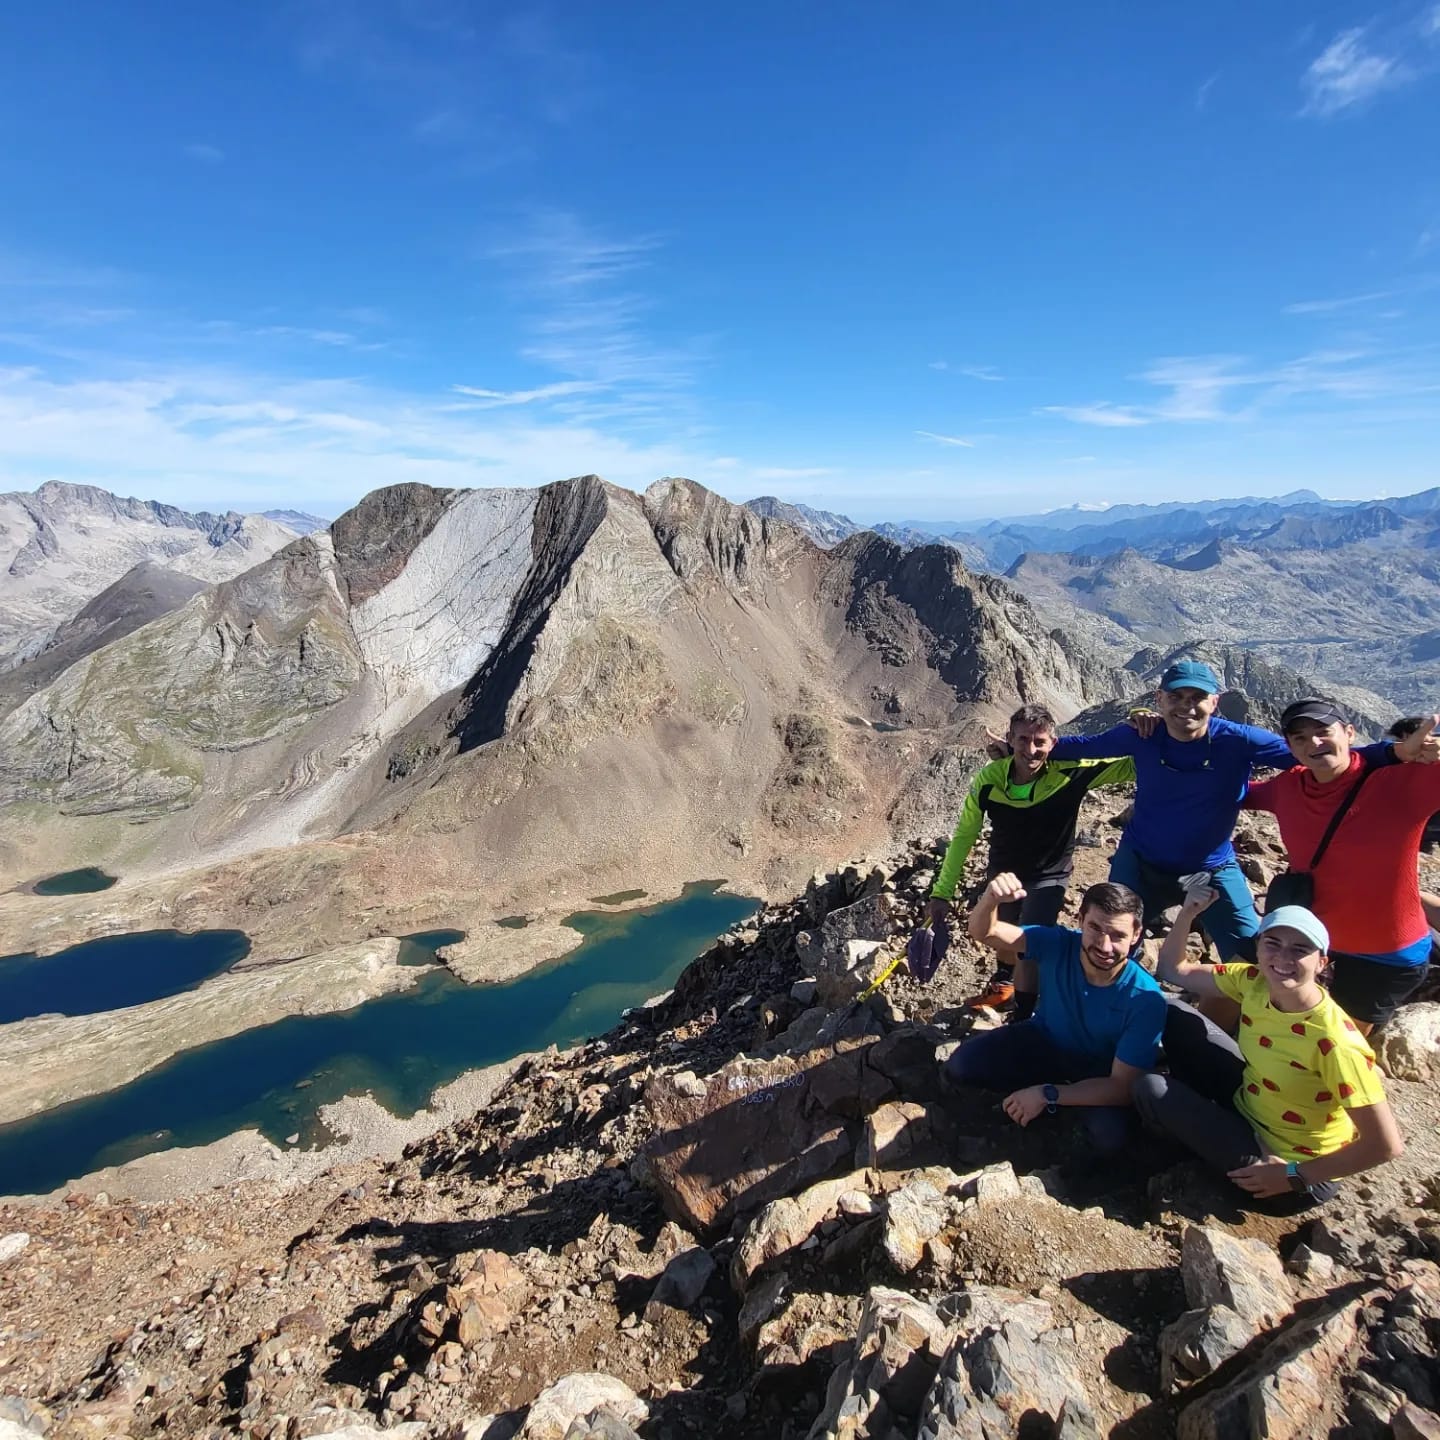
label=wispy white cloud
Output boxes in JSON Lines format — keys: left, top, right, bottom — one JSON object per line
{"left": 1285, "top": 290, "right": 1396, "bottom": 314}
{"left": 1043, "top": 345, "right": 1440, "bottom": 428}
{"left": 1196, "top": 73, "right": 1219, "bottom": 111}
{"left": 915, "top": 430, "right": 976, "bottom": 447}
{"left": 0, "top": 362, "right": 758, "bottom": 513}
{"left": 484, "top": 211, "right": 702, "bottom": 423}
{"left": 930, "top": 360, "right": 1004, "bottom": 381}
{"left": 451, "top": 380, "right": 606, "bottom": 407}
{"left": 1299, "top": 13, "right": 1440, "bottom": 117}
{"left": 183, "top": 143, "right": 225, "bottom": 164}
{"left": 249, "top": 324, "right": 387, "bottom": 352}
{"left": 1040, "top": 403, "right": 1150, "bottom": 428}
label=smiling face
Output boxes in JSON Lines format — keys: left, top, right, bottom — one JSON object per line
{"left": 1256, "top": 926, "right": 1325, "bottom": 1003}
{"left": 1285, "top": 717, "right": 1355, "bottom": 781}
{"left": 1077, "top": 904, "right": 1142, "bottom": 985}
{"left": 1008, "top": 720, "right": 1056, "bottom": 780}
{"left": 1156, "top": 685, "right": 1219, "bottom": 740}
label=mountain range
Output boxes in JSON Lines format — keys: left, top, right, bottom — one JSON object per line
{"left": 0, "top": 477, "right": 1119, "bottom": 968}
{"left": 1000, "top": 493, "right": 1440, "bottom": 711}
{"left": 1, "top": 474, "right": 1427, "bottom": 974}
{"left": 0, "top": 482, "right": 301, "bottom": 668}
{"left": 746, "top": 488, "right": 1440, "bottom": 713}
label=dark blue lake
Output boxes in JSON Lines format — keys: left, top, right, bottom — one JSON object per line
{"left": 0, "top": 881, "right": 757, "bottom": 1197}
{"left": 0, "top": 929, "right": 251, "bottom": 1023}
{"left": 32, "top": 868, "right": 117, "bottom": 896}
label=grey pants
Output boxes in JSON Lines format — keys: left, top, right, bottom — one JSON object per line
{"left": 1133, "top": 999, "right": 1339, "bottom": 1205}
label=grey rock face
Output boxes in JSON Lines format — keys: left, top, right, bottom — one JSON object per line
{"left": 330, "top": 482, "right": 455, "bottom": 606}
{"left": 917, "top": 1318, "right": 1097, "bottom": 1440}
{"left": 743, "top": 496, "right": 860, "bottom": 549}
{"left": 823, "top": 533, "right": 1122, "bottom": 719}
{"left": 1179, "top": 1225, "right": 1293, "bottom": 1330}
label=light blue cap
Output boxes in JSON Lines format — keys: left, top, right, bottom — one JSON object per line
{"left": 1258, "top": 905, "right": 1330, "bottom": 954}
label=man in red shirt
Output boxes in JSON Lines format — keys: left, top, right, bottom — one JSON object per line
{"left": 1244, "top": 700, "right": 1440, "bottom": 1032}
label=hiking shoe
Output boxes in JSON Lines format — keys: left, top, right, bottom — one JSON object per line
{"left": 967, "top": 977, "right": 1015, "bottom": 1011}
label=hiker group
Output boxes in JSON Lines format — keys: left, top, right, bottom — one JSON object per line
{"left": 926, "top": 660, "right": 1440, "bottom": 1208}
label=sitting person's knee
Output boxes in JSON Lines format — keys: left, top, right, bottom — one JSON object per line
{"left": 943, "top": 1042, "right": 977, "bottom": 1086}
{"left": 1130, "top": 1070, "right": 1167, "bottom": 1120}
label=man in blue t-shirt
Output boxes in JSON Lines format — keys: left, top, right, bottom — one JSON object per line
{"left": 945, "top": 871, "right": 1165, "bottom": 1153}
{"left": 1049, "top": 659, "right": 1409, "bottom": 962}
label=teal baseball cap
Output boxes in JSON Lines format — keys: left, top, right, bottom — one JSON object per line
{"left": 1160, "top": 660, "right": 1220, "bottom": 695}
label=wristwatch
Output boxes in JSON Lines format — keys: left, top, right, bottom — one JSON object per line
{"left": 1042, "top": 1084, "right": 1060, "bottom": 1116}
{"left": 1284, "top": 1160, "right": 1310, "bottom": 1192}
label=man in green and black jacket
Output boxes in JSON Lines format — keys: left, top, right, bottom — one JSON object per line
{"left": 930, "top": 704, "right": 1134, "bottom": 1016}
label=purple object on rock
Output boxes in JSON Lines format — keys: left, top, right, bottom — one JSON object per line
{"left": 906, "top": 925, "right": 943, "bottom": 983}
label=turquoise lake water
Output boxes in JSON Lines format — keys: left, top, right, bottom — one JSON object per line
{"left": 32, "top": 868, "right": 117, "bottom": 896}
{"left": 0, "top": 882, "right": 757, "bottom": 1197}
{"left": 0, "top": 929, "right": 250, "bottom": 1024}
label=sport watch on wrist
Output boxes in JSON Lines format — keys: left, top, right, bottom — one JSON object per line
{"left": 1042, "top": 1084, "right": 1060, "bottom": 1116}
{"left": 1284, "top": 1160, "right": 1310, "bottom": 1192}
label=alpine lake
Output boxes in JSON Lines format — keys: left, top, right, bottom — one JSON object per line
{"left": 0, "top": 881, "right": 758, "bottom": 1197}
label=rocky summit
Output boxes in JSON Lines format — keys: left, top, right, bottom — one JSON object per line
{"left": 0, "top": 476, "right": 1120, "bottom": 967}
{"left": 3, "top": 822, "right": 1439, "bottom": 1440}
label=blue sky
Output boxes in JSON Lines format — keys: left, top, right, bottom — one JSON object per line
{"left": 1, "top": 2, "right": 1438, "bottom": 521}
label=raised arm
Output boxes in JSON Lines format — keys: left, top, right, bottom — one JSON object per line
{"left": 1156, "top": 889, "right": 1225, "bottom": 997}
{"left": 1081, "top": 755, "right": 1137, "bottom": 790}
{"left": 968, "top": 872, "right": 1028, "bottom": 952}
{"left": 1383, "top": 713, "right": 1440, "bottom": 766}
{"left": 1050, "top": 723, "right": 1143, "bottom": 762}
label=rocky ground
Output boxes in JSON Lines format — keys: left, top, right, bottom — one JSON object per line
{"left": 3, "top": 819, "right": 1440, "bottom": 1440}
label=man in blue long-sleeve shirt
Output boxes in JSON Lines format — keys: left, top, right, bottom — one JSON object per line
{"left": 1051, "top": 660, "right": 1404, "bottom": 961}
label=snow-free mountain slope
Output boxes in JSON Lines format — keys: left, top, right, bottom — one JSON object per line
{"left": 0, "top": 481, "right": 300, "bottom": 666}
{"left": 0, "top": 474, "right": 1123, "bottom": 966}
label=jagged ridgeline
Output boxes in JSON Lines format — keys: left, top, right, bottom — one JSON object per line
{"left": 0, "top": 477, "right": 1120, "bottom": 915}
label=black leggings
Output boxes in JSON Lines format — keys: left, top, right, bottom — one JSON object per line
{"left": 1132, "top": 999, "right": 1339, "bottom": 1205}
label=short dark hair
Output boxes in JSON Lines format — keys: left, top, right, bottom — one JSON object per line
{"left": 1078, "top": 881, "right": 1144, "bottom": 928}
{"left": 1008, "top": 703, "right": 1057, "bottom": 735}
{"left": 1388, "top": 715, "right": 1430, "bottom": 740}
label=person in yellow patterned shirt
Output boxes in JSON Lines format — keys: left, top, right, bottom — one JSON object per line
{"left": 1135, "top": 892, "right": 1402, "bottom": 1208}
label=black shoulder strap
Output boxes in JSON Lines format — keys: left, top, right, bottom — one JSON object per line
{"left": 1308, "top": 765, "right": 1376, "bottom": 871}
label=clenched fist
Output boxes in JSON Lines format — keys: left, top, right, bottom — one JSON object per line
{"left": 986, "top": 872, "right": 1027, "bottom": 905}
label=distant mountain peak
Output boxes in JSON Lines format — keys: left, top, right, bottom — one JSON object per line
{"left": 743, "top": 496, "right": 859, "bottom": 548}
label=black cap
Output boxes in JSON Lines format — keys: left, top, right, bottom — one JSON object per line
{"left": 1280, "top": 697, "right": 1346, "bottom": 734}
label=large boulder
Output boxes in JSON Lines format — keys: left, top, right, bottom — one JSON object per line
{"left": 1376, "top": 1003, "right": 1440, "bottom": 1082}
{"left": 917, "top": 1308, "right": 1097, "bottom": 1439}
{"left": 1179, "top": 1225, "right": 1293, "bottom": 1329}
{"left": 642, "top": 1053, "right": 856, "bottom": 1233}
{"left": 796, "top": 892, "right": 897, "bottom": 1006}
{"left": 519, "top": 1374, "right": 647, "bottom": 1440}
{"left": 806, "top": 1287, "right": 951, "bottom": 1439}
{"left": 1160, "top": 1305, "right": 1260, "bottom": 1391}
{"left": 1177, "top": 1292, "right": 1371, "bottom": 1440}
{"left": 881, "top": 1179, "right": 948, "bottom": 1275}
{"left": 857, "top": 1101, "right": 935, "bottom": 1169}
